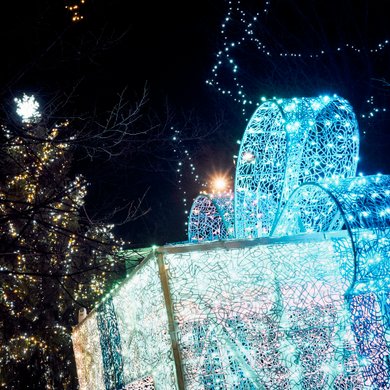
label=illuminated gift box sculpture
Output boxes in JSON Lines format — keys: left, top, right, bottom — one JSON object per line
{"left": 72, "top": 95, "right": 390, "bottom": 389}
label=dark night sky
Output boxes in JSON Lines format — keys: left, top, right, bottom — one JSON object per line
{"left": 1, "top": 0, "right": 390, "bottom": 247}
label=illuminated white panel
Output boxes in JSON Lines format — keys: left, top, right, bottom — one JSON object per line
{"left": 72, "top": 311, "right": 105, "bottom": 390}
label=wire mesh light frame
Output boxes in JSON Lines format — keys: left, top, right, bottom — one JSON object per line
{"left": 188, "top": 94, "right": 360, "bottom": 242}
{"left": 73, "top": 94, "right": 390, "bottom": 389}
{"left": 234, "top": 94, "right": 360, "bottom": 239}
{"left": 272, "top": 174, "right": 390, "bottom": 387}
{"left": 273, "top": 174, "right": 390, "bottom": 291}
{"left": 188, "top": 193, "right": 234, "bottom": 242}
{"left": 184, "top": 96, "right": 390, "bottom": 385}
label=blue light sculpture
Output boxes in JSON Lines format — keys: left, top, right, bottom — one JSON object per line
{"left": 235, "top": 95, "right": 359, "bottom": 238}
{"left": 188, "top": 95, "right": 360, "bottom": 240}
{"left": 188, "top": 193, "right": 234, "bottom": 242}
{"left": 274, "top": 174, "right": 390, "bottom": 285}
{"left": 274, "top": 174, "right": 390, "bottom": 387}
{"left": 184, "top": 94, "right": 390, "bottom": 388}
{"left": 72, "top": 94, "right": 390, "bottom": 390}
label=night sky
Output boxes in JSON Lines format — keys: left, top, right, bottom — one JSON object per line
{"left": 1, "top": 0, "right": 390, "bottom": 247}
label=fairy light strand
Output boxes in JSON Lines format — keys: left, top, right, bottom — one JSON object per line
{"left": 206, "top": 0, "right": 390, "bottom": 122}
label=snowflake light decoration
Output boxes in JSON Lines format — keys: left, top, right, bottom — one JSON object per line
{"left": 14, "top": 93, "right": 41, "bottom": 124}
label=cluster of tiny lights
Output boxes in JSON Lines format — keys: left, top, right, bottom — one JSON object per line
{"left": 360, "top": 96, "right": 387, "bottom": 131}
{"left": 0, "top": 94, "right": 123, "bottom": 387}
{"left": 65, "top": 0, "right": 86, "bottom": 22}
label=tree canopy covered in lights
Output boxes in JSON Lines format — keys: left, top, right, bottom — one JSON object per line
{"left": 0, "top": 95, "right": 125, "bottom": 389}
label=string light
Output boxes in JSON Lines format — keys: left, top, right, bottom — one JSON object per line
{"left": 170, "top": 125, "right": 207, "bottom": 235}
{"left": 206, "top": 0, "right": 390, "bottom": 124}
{"left": 65, "top": 0, "right": 86, "bottom": 22}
